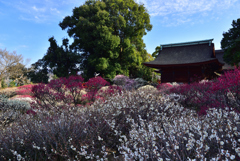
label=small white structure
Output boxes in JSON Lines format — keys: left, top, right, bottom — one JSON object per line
{"left": 94, "top": 72, "right": 100, "bottom": 77}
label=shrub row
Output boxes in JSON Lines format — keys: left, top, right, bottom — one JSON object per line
{"left": 112, "top": 75, "right": 150, "bottom": 90}
{"left": 31, "top": 76, "right": 122, "bottom": 109}
{"left": 0, "top": 90, "right": 240, "bottom": 160}
{"left": 159, "top": 67, "right": 240, "bottom": 115}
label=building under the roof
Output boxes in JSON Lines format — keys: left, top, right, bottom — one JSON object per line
{"left": 143, "top": 39, "right": 231, "bottom": 83}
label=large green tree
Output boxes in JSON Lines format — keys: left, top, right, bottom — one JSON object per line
{"left": 43, "top": 37, "right": 81, "bottom": 77}
{"left": 59, "top": 0, "right": 152, "bottom": 79}
{"left": 221, "top": 18, "right": 240, "bottom": 67}
{"left": 29, "top": 37, "right": 82, "bottom": 83}
{"left": 27, "top": 59, "right": 49, "bottom": 83}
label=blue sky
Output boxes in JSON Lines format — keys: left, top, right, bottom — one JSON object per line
{"left": 0, "top": 0, "right": 239, "bottom": 67}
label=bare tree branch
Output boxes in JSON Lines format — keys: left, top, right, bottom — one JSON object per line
{"left": 0, "top": 48, "right": 32, "bottom": 87}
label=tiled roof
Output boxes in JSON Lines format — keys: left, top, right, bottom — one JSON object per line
{"left": 144, "top": 42, "right": 218, "bottom": 67}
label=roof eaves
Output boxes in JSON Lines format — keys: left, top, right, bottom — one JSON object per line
{"left": 143, "top": 59, "right": 220, "bottom": 68}
{"left": 161, "top": 39, "right": 214, "bottom": 49}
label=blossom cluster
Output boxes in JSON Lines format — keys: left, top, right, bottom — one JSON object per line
{"left": 0, "top": 68, "right": 240, "bottom": 160}
{"left": 31, "top": 76, "right": 121, "bottom": 109}
{"left": 16, "top": 84, "right": 35, "bottom": 96}
{"left": 0, "top": 87, "right": 240, "bottom": 160}
{"left": 112, "top": 75, "right": 150, "bottom": 90}
{"left": 167, "top": 67, "right": 240, "bottom": 115}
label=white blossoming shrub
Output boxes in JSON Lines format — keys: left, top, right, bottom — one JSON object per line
{"left": 134, "top": 78, "right": 148, "bottom": 89}
{"left": 0, "top": 94, "right": 31, "bottom": 126}
{"left": 0, "top": 89, "right": 240, "bottom": 160}
{"left": 112, "top": 75, "right": 129, "bottom": 86}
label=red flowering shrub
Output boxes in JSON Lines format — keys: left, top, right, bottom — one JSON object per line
{"left": 169, "top": 67, "right": 240, "bottom": 115}
{"left": 95, "top": 85, "right": 122, "bottom": 103}
{"left": 82, "top": 77, "right": 110, "bottom": 103}
{"left": 63, "top": 75, "right": 85, "bottom": 105}
{"left": 157, "top": 83, "right": 173, "bottom": 93}
{"left": 32, "top": 83, "right": 73, "bottom": 109}
{"left": 32, "top": 76, "right": 114, "bottom": 108}
{"left": 16, "top": 84, "right": 35, "bottom": 96}
{"left": 32, "top": 76, "right": 84, "bottom": 109}
{"left": 48, "top": 77, "right": 66, "bottom": 93}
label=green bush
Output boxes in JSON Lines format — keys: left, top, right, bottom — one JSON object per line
{"left": 1, "top": 79, "right": 7, "bottom": 89}
{"left": 9, "top": 81, "right": 16, "bottom": 87}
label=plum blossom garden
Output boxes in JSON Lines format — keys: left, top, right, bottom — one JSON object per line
{"left": 0, "top": 67, "right": 240, "bottom": 160}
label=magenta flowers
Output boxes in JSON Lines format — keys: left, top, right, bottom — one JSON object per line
{"left": 169, "top": 67, "right": 240, "bottom": 115}
{"left": 31, "top": 75, "right": 121, "bottom": 108}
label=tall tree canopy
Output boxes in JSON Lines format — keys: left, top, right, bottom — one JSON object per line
{"left": 221, "top": 18, "right": 240, "bottom": 67}
{"left": 44, "top": 37, "right": 81, "bottom": 77}
{"left": 59, "top": 0, "right": 152, "bottom": 79}
{"left": 27, "top": 59, "right": 49, "bottom": 83}
{"left": 29, "top": 37, "right": 82, "bottom": 83}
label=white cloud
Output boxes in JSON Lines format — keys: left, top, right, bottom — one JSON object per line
{"left": 2, "top": 0, "right": 238, "bottom": 25}
{"left": 32, "top": 6, "right": 46, "bottom": 12}
{"left": 20, "top": 14, "right": 48, "bottom": 24}
{"left": 137, "top": 0, "right": 239, "bottom": 26}
{"left": 138, "top": 0, "right": 237, "bottom": 16}
{"left": 50, "top": 8, "right": 60, "bottom": 14}
{"left": 0, "top": 0, "right": 82, "bottom": 23}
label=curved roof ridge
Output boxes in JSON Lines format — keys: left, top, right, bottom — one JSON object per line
{"left": 144, "top": 42, "right": 221, "bottom": 67}
{"left": 161, "top": 39, "right": 214, "bottom": 49}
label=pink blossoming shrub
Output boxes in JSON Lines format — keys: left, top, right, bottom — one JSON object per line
{"left": 112, "top": 75, "right": 128, "bottom": 86}
{"left": 81, "top": 76, "right": 110, "bottom": 104}
{"left": 32, "top": 83, "right": 73, "bottom": 109}
{"left": 124, "top": 78, "right": 137, "bottom": 90}
{"left": 62, "top": 75, "right": 85, "bottom": 105}
{"left": 32, "top": 76, "right": 115, "bottom": 108}
{"left": 95, "top": 85, "right": 122, "bottom": 103}
{"left": 113, "top": 75, "right": 137, "bottom": 90}
{"left": 157, "top": 83, "right": 173, "bottom": 93}
{"left": 16, "top": 84, "right": 35, "bottom": 96}
{"left": 32, "top": 75, "right": 85, "bottom": 109}
{"left": 169, "top": 67, "right": 240, "bottom": 115}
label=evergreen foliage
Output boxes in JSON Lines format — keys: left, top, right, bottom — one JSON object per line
{"left": 27, "top": 59, "right": 49, "bottom": 83}
{"left": 152, "top": 46, "right": 161, "bottom": 58}
{"left": 221, "top": 18, "right": 240, "bottom": 66}
{"left": 59, "top": 0, "right": 153, "bottom": 80}
{"left": 28, "top": 37, "right": 82, "bottom": 82}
